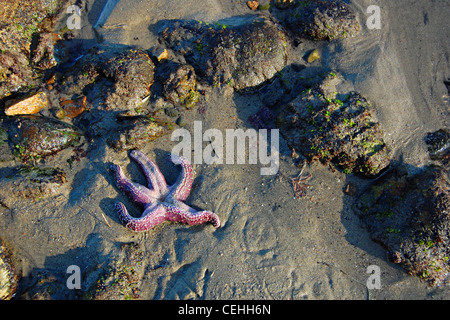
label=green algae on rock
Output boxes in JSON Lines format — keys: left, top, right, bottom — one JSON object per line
{"left": 355, "top": 165, "right": 450, "bottom": 287}
{"left": 6, "top": 115, "right": 82, "bottom": 161}
{"left": 425, "top": 129, "right": 449, "bottom": 163}
{"left": 276, "top": 72, "right": 390, "bottom": 177}
{"left": 274, "top": 0, "right": 360, "bottom": 40}
{"left": 0, "top": 166, "right": 66, "bottom": 208}
{"left": 160, "top": 63, "right": 200, "bottom": 109}
{"left": 107, "top": 116, "right": 172, "bottom": 152}
{"left": 0, "top": 240, "right": 18, "bottom": 300}
{"left": 159, "top": 15, "right": 289, "bottom": 91}
{"left": 83, "top": 242, "right": 145, "bottom": 300}
{"left": 61, "top": 45, "right": 155, "bottom": 114}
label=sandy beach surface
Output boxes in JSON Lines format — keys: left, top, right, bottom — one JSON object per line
{"left": 1, "top": 0, "right": 449, "bottom": 300}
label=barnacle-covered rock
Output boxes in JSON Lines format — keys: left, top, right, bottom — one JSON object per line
{"left": 0, "top": 240, "right": 18, "bottom": 300}
{"left": 275, "top": 0, "right": 360, "bottom": 40}
{"left": 107, "top": 116, "right": 172, "bottom": 152}
{"left": 159, "top": 15, "right": 289, "bottom": 91}
{"left": 62, "top": 45, "right": 155, "bottom": 114}
{"left": 6, "top": 115, "right": 83, "bottom": 161}
{"left": 356, "top": 165, "right": 450, "bottom": 286}
{"left": 276, "top": 72, "right": 389, "bottom": 177}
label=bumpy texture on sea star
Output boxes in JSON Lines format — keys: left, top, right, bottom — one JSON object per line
{"left": 111, "top": 150, "right": 220, "bottom": 231}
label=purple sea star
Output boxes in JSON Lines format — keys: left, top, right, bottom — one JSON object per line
{"left": 110, "top": 150, "right": 220, "bottom": 232}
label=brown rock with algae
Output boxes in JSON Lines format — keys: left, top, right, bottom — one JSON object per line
{"left": 356, "top": 165, "right": 450, "bottom": 287}
{"left": 107, "top": 117, "right": 172, "bottom": 152}
{"left": 6, "top": 115, "right": 83, "bottom": 161}
{"left": 276, "top": 72, "right": 390, "bottom": 177}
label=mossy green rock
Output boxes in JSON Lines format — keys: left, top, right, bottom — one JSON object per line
{"left": 276, "top": 72, "right": 389, "bottom": 177}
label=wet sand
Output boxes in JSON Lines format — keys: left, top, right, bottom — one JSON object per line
{"left": 1, "top": 0, "right": 449, "bottom": 299}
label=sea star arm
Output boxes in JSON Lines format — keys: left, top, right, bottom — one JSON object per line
{"left": 130, "top": 150, "right": 169, "bottom": 195}
{"left": 115, "top": 202, "right": 168, "bottom": 232}
{"left": 110, "top": 164, "right": 158, "bottom": 206}
{"left": 163, "top": 200, "right": 220, "bottom": 228}
{"left": 168, "top": 154, "right": 194, "bottom": 201}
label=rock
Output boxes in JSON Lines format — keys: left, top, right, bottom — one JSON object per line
{"left": 160, "top": 63, "right": 200, "bottom": 109}
{"left": 0, "top": 51, "right": 37, "bottom": 99}
{"left": 6, "top": 115, "right": 83, "bottom": 161}
{"left": 425, "top": 129, "right": 449, "bottom": 164}
{"left": 4, "top": 92, "right": 48, "bottom": 116}
{"left": 276, "top": 72, "right": 390, "bottom": 177}
{"left": 0, "top": 166, "right": 66, "bottom": 208}
{"left": 107, "top": 117, "right": 172, "bottom": 152}
{"left": 0, "top": 0, "right": 62, "bottom": 98}
{"left": 83, "top": 242, "right": 145, "bottom": 300}
{"left": 0, "top": 119, "right": 14, "bottom": 162}
{"left": 30, "top": 32, "right": 61, "bottom": 70}
{"left": 159, "top": 15, "right": 289, "bottom": 91}
{"left": 273, "top": 0, "right": 294, "bottom": 9}
{"left": 56, "top": 96, "right": 87, "bottom": 120}
{"left": 356, "top": 165, "right": 450, "bottom": 286}
{"left": 247, "top": 1, "right": 259, "bottom": 11}
{"left": 306, "top": 49, "right": 320, "bottom": 63}
{"left": 276, "top": 0, "right": 360, "bottom": 40}
{"left": 154, "top": 48, "right": 169, "bottom": 62}
{"left": 0, "top": 240, "right": 18, "bottom": 300}
{"left": 62, "top": 45, "right": 155, "bottom": 115}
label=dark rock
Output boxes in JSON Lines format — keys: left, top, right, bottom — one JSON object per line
{"left": 0, "top": 240, "right": 18, "bottom": 300}
{"left": 62, "top": 45, "right": 155, "bottom": 115}
{"left": 0, "top": 0, "right": 63, "bottom": 98}
{"left": 6, "top": 115, "right": 83, "bottom": 161}
{"left": 355, "top": 165, "right": 450, "bottom": 286}
{"left": 160, "top": 63, "right": 199, "bottom": 109}
{"left": 275, "top": 0, "right": 360, "bottom": 40}
{"left": 276, "top": 72, "right": 390, "bottom": 177}
{"left": 0, "top": 166, "right": 66, "bottom": 208}
{"left": 159, "top": 15, "right": 289, "bottom": 91}
{"left": 107, "top": 117, "right": 172, "bottom": 152}
{"left": 0, "top": 51, "right": 37, "bottom": 99}
{"left": 30, "top": 32, "right": 61, "bottom": 70}
{"left": 425, "top": 129, "right": 449, "bottom": 164}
